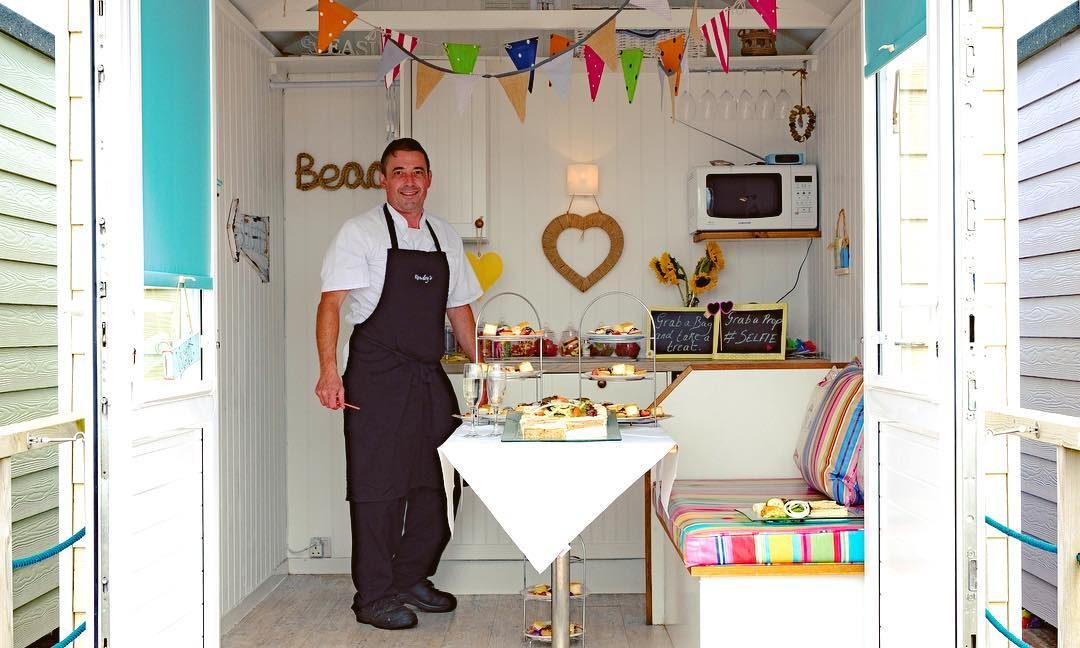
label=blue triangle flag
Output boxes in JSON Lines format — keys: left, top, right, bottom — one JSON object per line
{"left": 504, "top": 37, "right": 539, "bottom": 93}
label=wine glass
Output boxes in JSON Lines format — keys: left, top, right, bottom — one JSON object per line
{"left": 756, "top": 73, "right": 776, "bottom": 120}
{"left": 700, "top": 74, "right": 718, "bottom": 123}
{"left": 738, "top": 73, "right": 755, "bottom": 120}
{"left": 718, "top": 87, "right": 736, "bottom": 120}
{"left": 462, "top": 363, "right": 484, "bottom": 428}
{"left": 775, "top": 86, "right": 793, "bottom": 121}
{"left": 486, "top": 366, "right": 508, "bottom": 433}
{"left": 680, "top": 90, "right": 697, "bottom": 122}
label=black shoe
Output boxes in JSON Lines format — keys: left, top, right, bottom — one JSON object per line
{"left": 353, "top": 596, "right": 418, "bottom": 630}
{"left": 396, "top": 579, "right": 457, "bottom": 613}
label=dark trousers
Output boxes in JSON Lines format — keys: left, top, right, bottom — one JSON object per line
{"left": 349, "top": 484, "right": 456, "bottom": 609}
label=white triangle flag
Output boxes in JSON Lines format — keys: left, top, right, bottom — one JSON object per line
{"left": 630, "top": 0, "right": 671, "bottom": 20}
{"left": 377, "top": 41, "right": 411, "bottom": 89}
{"left": 450, "top": 74, "right": 481, "bottom": 115}
{"left": 657, "top": 60, "right": 668, "bottom": 113}
{"left": 542, "top": 51, "right": 573, "bottom": 100}
{"left": 680, "top": 39, "right": 692, "bottom": 96}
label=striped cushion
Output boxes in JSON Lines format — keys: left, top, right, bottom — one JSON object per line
{"left": 793, "top": 365, "right": 864, "bottom": 506}
{"left": 656, "top": 479, "right": 864, "bottom": 568}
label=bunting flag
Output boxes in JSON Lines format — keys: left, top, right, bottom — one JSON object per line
{"left": 588, "top": 19, "right": 618, "bottom": 71}
{"left": 498, "top": 72, "right": 530, "bottom": 122}
{"left": 620, "top": 48, "right": 644, "bottom": 104}
{"left": 415, "top": 64, "right": 444, "bottom": 110}
{"left": 747, "top": 0, "right": 778, "bottom": 33}
{"left": 377, "top": 41, "right": 411, "bottom": 90}
{"left": 550, "top": 33, "right": 574, "bottom": 57}
{"left": 444, "top": 42, "right": 482, "bottom": 74}
{"left": 542, "top": 47, "right": 573, "bottom": 100}
{"left": 450, "top": 74, "right": 480, "bottom": 115}
{"left": 316, "top": 0, "right": 357, "bottom": 54}
{"left": 629, "top": 0, "right": 671, "bottom": 20}
{"left": 657, "top": 33, "right": 686, "bottom": 96}
{"left": 583, "top": 45, "right": 605, "bottom": 102}
{"left": 702, "top": 9, "right": 731, "bottom": 72}
{"left": 687, "top": 0, "right": 702, "bottom": 46}
{"left": 381, "top": 29, "right": 418, "bottom": 88}
{"left": 504, "top": 37, "right": 539, "bottom": 93}
{"left": 667, "top": 69, "right": 678, "bottom": 119}
{"left": 657, "top": 60, "right": 669, "bottom": 114}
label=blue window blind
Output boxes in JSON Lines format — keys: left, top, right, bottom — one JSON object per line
{"left": 864, "top": 0, "right": 926, "bottom": 77}
{"left": 141, "top": 1, "right": 212, "bottom": 289}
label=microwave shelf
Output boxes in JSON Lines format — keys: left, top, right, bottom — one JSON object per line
{"left": 692, "top": 230, "right": 821, "bottom": 242}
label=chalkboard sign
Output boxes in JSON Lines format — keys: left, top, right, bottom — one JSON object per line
{"left": 715, "top": 303, "right": 788, "bottom": 360}
{"left": 647, "top": 307, "right": 719, "bottom": 359}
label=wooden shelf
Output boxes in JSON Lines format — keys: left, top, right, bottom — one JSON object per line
{"left": 692, "top": 230, "right": 821, "bottom": 242}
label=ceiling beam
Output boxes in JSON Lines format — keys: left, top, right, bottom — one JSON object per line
{"left": 253, "top": 7, "right": 834, "bottom": 33}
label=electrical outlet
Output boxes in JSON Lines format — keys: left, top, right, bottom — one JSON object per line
{"left": 310, "top": 537, "right": 331, "bottom": 559}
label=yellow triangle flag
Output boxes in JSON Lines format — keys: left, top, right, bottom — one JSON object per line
{"left": 415, "top": 64, "right": 445, "bottom": 110}
{"left": 687, "top": 0, "right": 702, "bottom": 46}
{"left": 667, "top": 72, "right": 678, "bottom": 121}
{"left": 498, "top": 72, "right": 529, "bottom": 123}
{"left": 588, "top": 19, "right": 618, "bottom": 71}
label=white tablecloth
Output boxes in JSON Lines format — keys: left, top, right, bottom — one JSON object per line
{"left": 438, "top": 424, "right": 678, "bottom": 571}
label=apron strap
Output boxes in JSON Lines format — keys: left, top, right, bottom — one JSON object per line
{"left": 383, "top": 203, "right": 443, "bottom": 252}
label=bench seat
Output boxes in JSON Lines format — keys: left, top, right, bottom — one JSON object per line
{"left": 655, "top": 478, "right": 865, "bottom": 568}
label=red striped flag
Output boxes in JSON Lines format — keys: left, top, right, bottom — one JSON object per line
{"left": 381, "top": 29, "right": 418, "bottom": 88}
{"left": 701, "top": 8, "right": 731, "bottom": 73}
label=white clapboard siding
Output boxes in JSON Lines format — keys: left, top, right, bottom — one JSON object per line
{"left": 806, "top": 6, "right": 862, "bottom": 361}
{"left": 214, "top": 0, "right": 289, "bottom": 624}
{"left": 1018, "top": 29, "right": 1080, "bottom": 626}
{"left": 0, "top": 27, "right": 61, "bottom": 648}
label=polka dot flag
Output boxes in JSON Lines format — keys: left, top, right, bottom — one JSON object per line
{"left": 747, "top": 0, "right": 778, "bottom": 34}
{"left": 316, "top": 0, "right": 357, "bottom": 54}
{"left": 620, "top": 48, "right": 644, "bottom": 104}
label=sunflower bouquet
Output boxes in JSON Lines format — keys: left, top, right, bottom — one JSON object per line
{"left": 649, "top": 242, "right": 725, "bottom": 307}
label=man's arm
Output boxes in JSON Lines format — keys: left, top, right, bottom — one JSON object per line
{"left": 315, "top": 290, "right": 348, "bottom": 409}
{"left": 447, "top": 304, "right": 479, "bottom": 362}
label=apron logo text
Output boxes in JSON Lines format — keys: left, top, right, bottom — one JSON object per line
{"left": 414, "top": 274, "right": 433, "bottom": 283}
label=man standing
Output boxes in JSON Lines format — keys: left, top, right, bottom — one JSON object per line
{"left": 315, "top": 138, "right": 481, "bottom": 630}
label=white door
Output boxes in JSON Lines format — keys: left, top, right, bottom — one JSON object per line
{"left": 862, "top": 3, "right": 970, "bottom": 646}
{"left": 93, "top": 2, "right": 216, "bottom": 646}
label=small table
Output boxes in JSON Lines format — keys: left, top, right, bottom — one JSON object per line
{"left": 438, "top": 424, "right": 677, "bottom": 647}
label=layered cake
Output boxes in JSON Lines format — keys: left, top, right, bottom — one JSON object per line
{"left": 518, "top": 396, "right": 608, "bottom": 441}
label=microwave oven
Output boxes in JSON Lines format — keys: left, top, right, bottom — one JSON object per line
{"left": 687, "top": 164, "right": 818, "bottom": 233}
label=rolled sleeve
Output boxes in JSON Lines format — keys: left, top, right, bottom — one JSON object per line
{"left": 447, "top": 247, "right": 482, "bottom": 308}
{"left": 320, "top": 223, "right": 370, "bottom": 293}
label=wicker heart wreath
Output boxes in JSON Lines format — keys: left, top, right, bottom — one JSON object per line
{"left": 541, "top": 211, "right": 624, "bottom": 292}
{"left": 788, "top": 69, "right": 816, "bottom": 143}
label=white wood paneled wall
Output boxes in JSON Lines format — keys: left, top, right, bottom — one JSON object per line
{"left": 214, "top": 2, "right": 288, "bottom": 621}
{"left": 806, "top": 5, "right": 862, "bottom": 361}
{"left": 417, "top": 57, "right": 812, "bottom": 338}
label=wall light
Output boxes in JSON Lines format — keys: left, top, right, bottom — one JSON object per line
{"left": 566, "top": 163, "right": 599, "bottom": 196}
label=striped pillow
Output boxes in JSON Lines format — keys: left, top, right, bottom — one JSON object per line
{"left": 793, "top": 365, "right": 864, "bottom": 506}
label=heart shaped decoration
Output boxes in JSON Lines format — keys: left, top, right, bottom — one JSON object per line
{"left": 720, "top": 300, "right": 734, "bottom": 315}
{"left": 541, "top": 212, "right": 624, "bottom": 293}
{"left": 467, "top": 252, "right": 503, "bottom": 294}
{"left": 706, "top": 301, "right": 721, "bottom": 317}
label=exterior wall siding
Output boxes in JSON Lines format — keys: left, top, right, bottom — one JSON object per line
{"left": 0, "top": 22, "right": 61, "bottom": 648}
{"left": 214, "top": 0, "right": 289, "bottom": 626}
{"left": 1017, "top": 27, "right": 1080, "bottom": 628}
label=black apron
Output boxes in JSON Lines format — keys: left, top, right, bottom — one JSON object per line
{"left": 342, "top": 205, "right": 460, "bottom": 502}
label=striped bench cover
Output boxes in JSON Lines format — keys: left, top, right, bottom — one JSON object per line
{"left": 656, "top": 478, "right": 865, "bottom": 568}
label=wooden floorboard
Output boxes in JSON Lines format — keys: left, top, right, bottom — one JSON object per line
{"left": 222, "top": 576, "right": 674, "bottom": 648}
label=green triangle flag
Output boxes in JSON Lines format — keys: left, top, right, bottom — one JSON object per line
{"left": 444, "top": 42, "right": 481, "bottom": 74}
{"left": 620, "top": 48, "right": 644, "bottom": 104}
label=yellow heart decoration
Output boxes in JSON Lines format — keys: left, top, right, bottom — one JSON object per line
{"left": 467, "top": 252, "right": 503, "bottom": 294}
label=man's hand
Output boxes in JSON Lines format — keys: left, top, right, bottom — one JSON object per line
{"left": 316, "top": 370, "right": 346, "bottom": 410}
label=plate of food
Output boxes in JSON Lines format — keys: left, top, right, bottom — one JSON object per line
{"left": 453, "top": 404, "right": 511, "bottom": 422}
{"left": 503, "top": 396, "right": 621, "bottom": 442}
{"left": 737, "top": 498, "right": 864, "bottom": 524}
{"left": 477, "top": 321, "right": 543, "bottom": 341}
{"left": 585, "top": 363, "right": 649, "bottom": 381}
{"left": 586, "top": 322, "right": 646, "bottom": 344}
{"left": 521, "top": 582, "right": 585, "bottom": 599}
{"left": 524, "top": 621, "right": 584, "bottom": 641}
{"left": 495, "top": 360, "right": 542, "bottom": 379}
{"left": 602, "top": 403, "right": 669, "bottom": 424}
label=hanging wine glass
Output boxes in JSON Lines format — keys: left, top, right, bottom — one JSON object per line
{"left": 681, "top": 88, "right": 698, "bottom": 122}
{"left": 719, "top": 84, "right": 736, "bottom": 120}
{"left": 757, "top": 72, "right": 776, "bottom": 119}
{"left": 700, "top": 73, "right": 718, "bottom": 122}
{"left": 775, "top": 84, "right": 794, "bottom": 121}
{"left": 738, "top": 72, "right": 755, "bottom": 120}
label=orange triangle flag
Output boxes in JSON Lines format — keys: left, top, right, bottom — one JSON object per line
{"left": 588, "top": 19, "right": 618, "bottom": 71}
{"left": 415, "top": 64, "right": 445, "bottom": 110}
{"left": 498, "top": 72, "right": 530, "bottom": 123}
{"left": 550, "top": 33, "right": 574, "bottom": 57}
{"left": 657, "top": 33, "right": 686, "bottom": 75}
{"left": 317, "top": 0, "right": 357, "bottom": 54}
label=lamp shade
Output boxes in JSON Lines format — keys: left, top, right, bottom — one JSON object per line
{"left": 566, "top": 163, "right": 599, "bottom": 196}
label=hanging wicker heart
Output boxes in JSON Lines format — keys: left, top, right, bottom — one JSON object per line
{"left": 541, "top": 212, "right": 624, "bottom": 293}
{"left": 789, "top": 104, "right": 816, "bottom": 142}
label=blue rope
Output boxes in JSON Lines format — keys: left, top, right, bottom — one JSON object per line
{"left": 52, "top": 621, "right": 86, "bottom": 648}
{"left": 13, "top": 527, "right": 85, "bottom": 570}
{"left": 984, "top": 516, "right": 1057, "bottom": 553}
{"left": 985, "top": 608, "right": 1031, "bottom": 648}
